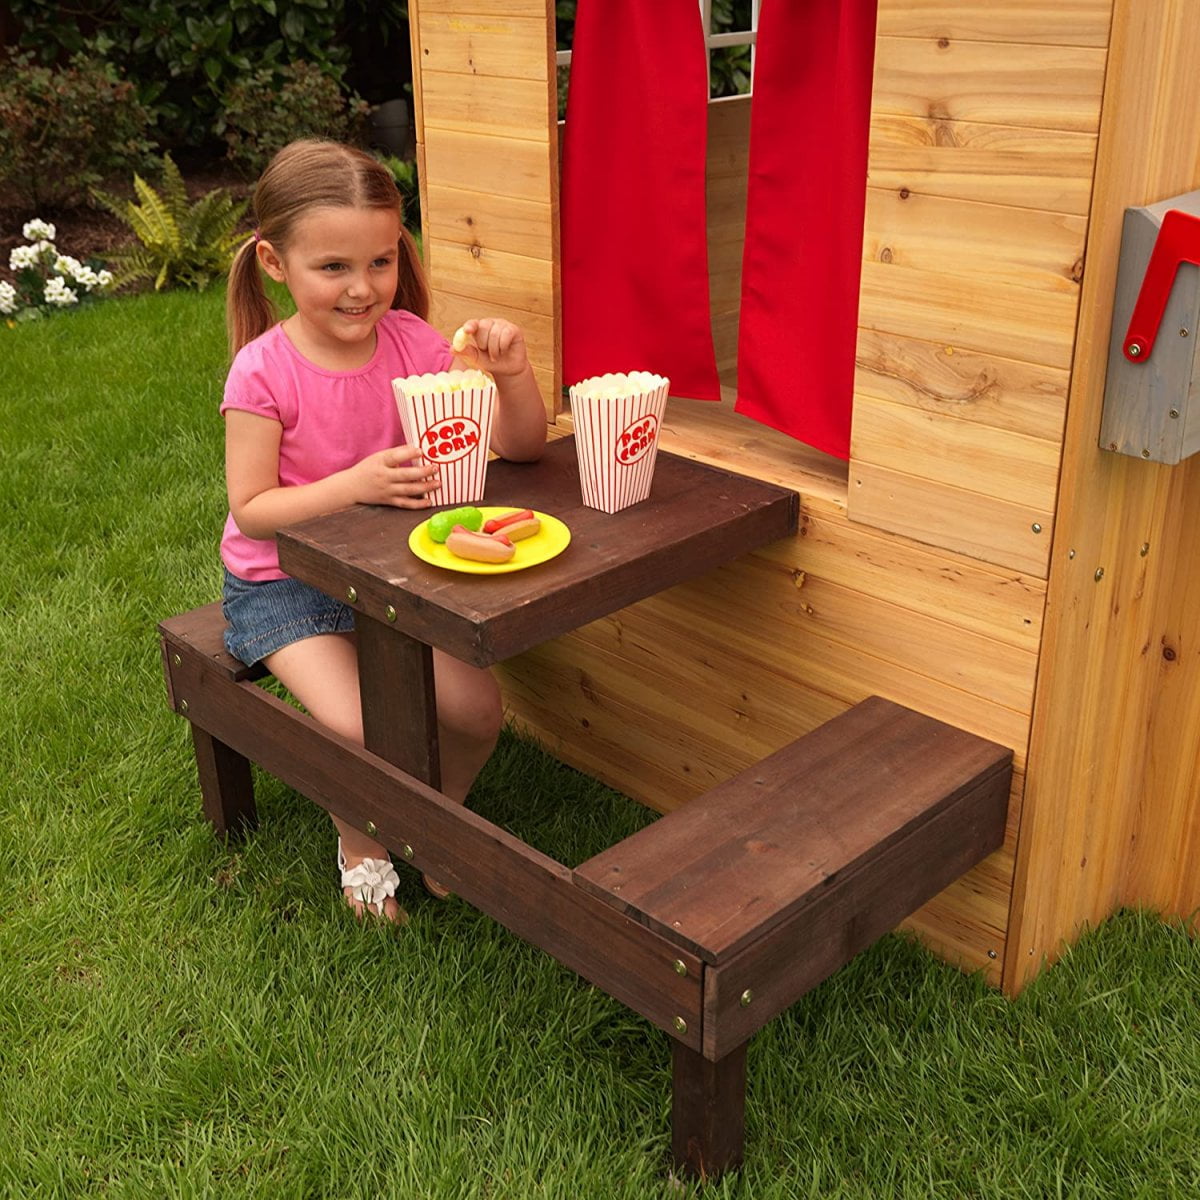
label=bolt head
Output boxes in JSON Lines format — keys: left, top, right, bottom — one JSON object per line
{"left": 740, "top": 989, "right": 754, "bottom": 1007}
{"left": 364, "top": 820, "right": 377, "bottom": 837}
{"left": 673, "top": 959, "right": 688, "bottom": 978}
{"left": 673, "top": 1016, "right": 688, "bottom": 1034}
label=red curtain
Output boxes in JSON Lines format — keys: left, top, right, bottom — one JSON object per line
{"left": 561, "top": 0, "right": 721, "bottom": 400}
{"left": 735, "top": 1, "right": 879, "bottom": 459}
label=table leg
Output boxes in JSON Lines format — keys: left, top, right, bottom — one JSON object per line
{"left": 354, "top": 612, "right": 441, "bottom": 788}
{"left": 671, "top": 1040, "right": 747, "bottom": 1180}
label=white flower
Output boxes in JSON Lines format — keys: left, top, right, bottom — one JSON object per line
{"left": 96, "top": 269, "right": 113, "bottom": 288}
{"left": 54, "top": 254, "right": 83, "bottom": 277}
{"left": 340, "top": 856, "right": 400, "bottom": 915}
{"left": 9, "top": 245, "right": 39, "bottom": 271}
{"left": 0, "top": 281, "right": 16, "bottom": 315}
{"left": 22, "top": 218, "right": 56, "bottom": 242}
{"left": 43, "top": 276, "right": 78, "bottom": 306}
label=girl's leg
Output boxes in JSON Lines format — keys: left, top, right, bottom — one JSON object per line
{"left": 263, "top": 632, "right": 405, "bottom": 923}
{"left": 262, "top": 632, "right": 503, "bottom": 913}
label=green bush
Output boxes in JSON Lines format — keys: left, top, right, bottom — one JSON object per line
{"left": 0, "top": 49, "right": 156, "bottom": 209}
{"left": 90, "top": 155, "right": 248, "bottom": 292}
{"left": 4, "top": 0, "right": 378, "bottom": 150}
{"left": 222, "top": 61, "right": 370, "bottom": 177}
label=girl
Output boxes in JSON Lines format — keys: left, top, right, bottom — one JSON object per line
{"left": 221, "top": 139, "right": 546, "bottom": 923}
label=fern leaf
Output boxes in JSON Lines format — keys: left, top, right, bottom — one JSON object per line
{"left": 131, "top": 175, "right": 182, "bottom": 254}
{"left": 160, "top": 153, "right": 189, "bottom": 218}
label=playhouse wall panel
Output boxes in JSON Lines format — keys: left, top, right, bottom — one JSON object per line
{"left": 862, "top": 189, "right": 1086, "bottom": 295}
{"left": 872, "top": 37, "right": 1105, "bottom": 132}
{"left": 422, "top": 128, "right": 553, "bottom": 201}
{"left": 850, "top": 461, "right": 1052, "bottom": 576}
{"left": 854, "top": 329, "right": 1070, "bottom": 445}
{"left": 421, "top": 73, "right": 552, "bottom": 142}
{"left": 410, "top": 0, "right": 559, "bottom": 413}
{"left": 875, "top": 0, "right": 1111, "bottom": 47}
{"left": 867, "top": 116, "right": 1099, "bottom": 215}
{"left": 852, "top": 395, "right": 1060, "bottom": 512}
{"left": 425, "top": 183, "right": 554, "bottom": 262}
{"left": 857, "top": 260, "right": 1079, "bottom": 372}
{"left": 1008, "top": 0, "right": 1200, "bottom": 992}
{"left": 416, "top": 13, "right": 549, "bottom": 81}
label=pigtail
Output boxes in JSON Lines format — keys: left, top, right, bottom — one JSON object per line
{"left": 225, "top": 237, "right": 277, "bottom": 356}
{"left": 393, "top": 225, "right": 430, "bottom": 322}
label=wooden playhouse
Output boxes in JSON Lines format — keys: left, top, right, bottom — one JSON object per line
{"left": 405, "top": 0, "right": 1200, "bottom": 995}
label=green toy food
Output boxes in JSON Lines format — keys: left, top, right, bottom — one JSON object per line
{"left": 427, "top": 506, "right": 484, "bottom": 543}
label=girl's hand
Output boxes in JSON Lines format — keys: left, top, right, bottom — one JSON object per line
{"left": 348, "top": 445, "right": 440, "bottom": 508}
{"left": 452, "top": 318, "right": 530, "bottom": 378}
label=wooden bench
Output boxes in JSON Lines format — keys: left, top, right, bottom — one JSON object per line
{"left": 160, "top": 602, "right": 1012, "bottom": 1180}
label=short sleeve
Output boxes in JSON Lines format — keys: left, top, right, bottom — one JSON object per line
{"left": 219, "top": 334, "right": 286, "bottom": 423}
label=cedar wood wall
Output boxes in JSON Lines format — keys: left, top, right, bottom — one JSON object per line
{"left": 409, "top": 0, "right": 1200, "bottom": 992}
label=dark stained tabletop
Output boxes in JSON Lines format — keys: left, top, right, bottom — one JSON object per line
{"left": 277, "top": 436, "right": 798, "bottom": 667}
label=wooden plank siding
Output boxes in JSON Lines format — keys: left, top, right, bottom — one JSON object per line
{"left": 409, "top": 0, "right": 561, "bottom": 415}
{"left": 850, "top": 6, "right": 1111, "bottom": 574}
{"left": 1007, "top": 0, "right": 1200, "bottom": 992}
{"left": 413, "top": 1, "right": 1200, "bottom": 988}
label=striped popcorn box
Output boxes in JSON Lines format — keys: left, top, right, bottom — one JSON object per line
{"left": 569, "top": 372, "right": 670, "bottom": 514}
{"left": 392, "top": 369, "right": 497, "bottom": 505}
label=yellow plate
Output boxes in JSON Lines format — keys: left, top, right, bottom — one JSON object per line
{"left": 409, "top": 508, "right": 571, "bottom": 574}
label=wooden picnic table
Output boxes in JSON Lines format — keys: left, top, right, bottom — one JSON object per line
{"left": 162, "top": 436, "right": 1009, "bottom": 1177}
{"left": 275, "top": 435, "right": 799, "bottom": 792}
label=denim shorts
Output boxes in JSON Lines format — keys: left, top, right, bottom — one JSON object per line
{"left": 221, "top": 567, "right": 355, "bottom": 666}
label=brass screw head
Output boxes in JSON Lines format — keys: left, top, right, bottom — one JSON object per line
{"left": 672, "top": 1016, "right": 688, "bottom": 1034}
{"left": 673, "top": 959, "right": 688, "bottom": 978}
{"left": 386, "top": 605, "right": 397, "bottom": 622}
{"left": 346, "top": 586, "right": 358, "bottom": 603}
{"left": 1094, "top": 567, "right": 1105, "bottom": 581}
{"left": 171, "top": 652, "right": 181, "bottom": 666}
{"left": 364, "top": 820, "right": 377, "bottom": 837}
{"left": 740, "top": 989, "right": 754, "bottom": 1007}
{"left": 1031, "top": 523, "right": 1042, "bottom": 534}
{"left": 1128, "top": 342, "right": 1142, "bottom": 357}
{"left": 179, "top": 699, "right": 189, "bottom": 714}
{"left": 402, "top": 844, "right": 414, "bottom": 860}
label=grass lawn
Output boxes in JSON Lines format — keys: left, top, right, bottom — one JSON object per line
{"left": 2, "top": 290, "right": 1199, "bottom": 1198}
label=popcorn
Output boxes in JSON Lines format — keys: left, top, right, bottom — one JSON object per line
{"left": 451, "top": 325, "right": 470, "bottom": 353}
{"left": 392, "top": 369, "right": 497, "bottom": 505}
{"left": 569, "top": 371, "right": 670, "bottom": 513}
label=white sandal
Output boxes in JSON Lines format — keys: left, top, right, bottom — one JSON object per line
{"left": 337, "top": 839, "right": 403, "bottom": 919}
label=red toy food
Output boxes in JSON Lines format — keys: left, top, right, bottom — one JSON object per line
{"left": 445, "top": 525, "right": 515, "bottom": 564}
{"left": 482, "top": 508, "right": 542, "bottom": 541}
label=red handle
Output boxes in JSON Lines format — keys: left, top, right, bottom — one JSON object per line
{"left": 1124, "top": 208, "right": 1200, "bottom": 363}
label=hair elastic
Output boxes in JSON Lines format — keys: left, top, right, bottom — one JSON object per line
{"left": 252, "top": 229, "right": 261, "bottom": 243}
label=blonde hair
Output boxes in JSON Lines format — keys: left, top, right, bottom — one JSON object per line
{"left": 226, "top": 139, "right": 429, "bottom": 354}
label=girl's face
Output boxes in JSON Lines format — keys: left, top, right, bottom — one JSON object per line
{"left": 258, "top": 205, "right": 401, "bottom": 370}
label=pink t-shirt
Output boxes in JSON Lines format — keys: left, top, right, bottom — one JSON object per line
{"left": 220, "top": 309, "right": 453, "bottom": 581}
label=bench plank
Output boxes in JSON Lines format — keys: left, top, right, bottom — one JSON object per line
{"left": 159, "top": 601, "right": 266, "bottom": 683}
{"left": 573, "top": 696, "right": 1012, "bottom": 965}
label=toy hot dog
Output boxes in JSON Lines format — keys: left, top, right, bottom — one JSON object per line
{"left": 445, "top": 525, "right": 515, "bottom": 564}
{"left": 482, "top": 508, "right": 541, "bottom": 541}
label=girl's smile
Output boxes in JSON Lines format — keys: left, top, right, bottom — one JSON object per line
{"left": 257, "top": 205, "right": 402, "bottom": 370}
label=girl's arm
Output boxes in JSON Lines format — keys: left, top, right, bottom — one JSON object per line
{"left": 453, "top": 318, "right": 546, "bottom": 462}
{"left": 225, "top": 410, "right": 440, "bottom": 542}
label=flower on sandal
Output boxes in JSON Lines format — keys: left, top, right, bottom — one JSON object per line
{"left": 341, "top": 856, "right": 401, "bottom": 915}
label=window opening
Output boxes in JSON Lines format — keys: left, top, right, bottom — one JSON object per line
{"left": 556, "top": 0, "right": 758, "bottom": 115}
